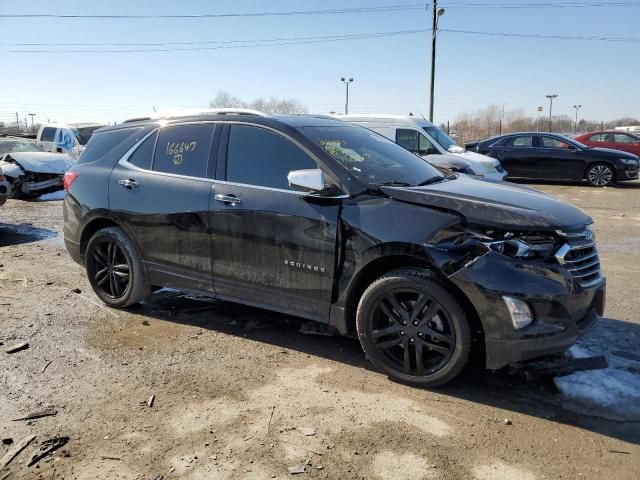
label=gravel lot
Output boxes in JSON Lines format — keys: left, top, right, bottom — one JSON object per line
{"left": 1, "top": 181, "right": 639, "bottom": 479}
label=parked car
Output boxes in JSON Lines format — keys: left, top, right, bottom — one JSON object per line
{"left": 466, "top": 132, "right": 639, "bottom": 187}
{"left": 0, "top": 137, "right": 75, "bottom": 198}
{"left": 0, "top": 166, "right": 10, "bottom": 206}
{"left": 37, "top": 122, "right": 107, "bottom": 159}
{"left": 574, "top": 131, "right": 640, "bottom": 157}
{"left": 63, "top": 110, "right": 604, "bottom": 387}
{"left": 337, "top": 114, "right": 507, "bottom": 180}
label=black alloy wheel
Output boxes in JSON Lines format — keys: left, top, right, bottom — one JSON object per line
{"left": 85, "top": 227, "right": 150, "bottom": 308}
{"left": 357, "top": 268, "right": 471, "bottom": 387}
{"left": 90, "top": 241, "right": 131, "bottom": 299}
{"left": 586, "top": 163, "right": 614, "bottom": 187}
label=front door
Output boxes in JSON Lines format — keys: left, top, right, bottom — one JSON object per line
{"left": 210, "top": 123, "right": 341, "bottom": 322}
{"left": 109, "top": 122, "right": 218, "bottom": 292}
{"left": 535, "top": 135, "right": 585, "bottom": 180}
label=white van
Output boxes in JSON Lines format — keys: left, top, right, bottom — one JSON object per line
{"left": 36, "top": 122, "right": 107, "bottom": 159}
{"left": 337, "top": 115, "right": 506, "bottom": 180}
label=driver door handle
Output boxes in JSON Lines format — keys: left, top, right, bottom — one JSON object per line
{"left": 215, "top": 194, "right": 242, "bottom": 205}
{"left": 118, "top": 178, "right": 138, "bottom": 189}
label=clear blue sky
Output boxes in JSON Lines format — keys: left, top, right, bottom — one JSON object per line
{"left": 1, "top": 0, "right": 638, "bottom": 126}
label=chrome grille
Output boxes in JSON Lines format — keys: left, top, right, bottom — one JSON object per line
{"left": 556, "top": 240, "right": 602, "bottom": 288}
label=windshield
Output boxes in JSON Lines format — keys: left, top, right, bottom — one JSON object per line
{"left": 423, "top": 126, "right": 458, "bottom": 150}
{"left": 300, "top": 125, "right": 444, "bottom": 186}
{"left": 74, "top": 126, "right": 105, "bottom": 145}
{"left": 0, "top": 141, "right": 45, "bottom": 154}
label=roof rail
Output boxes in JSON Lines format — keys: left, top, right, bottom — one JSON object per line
{"left": 122, "top": 108, "right": 269, "bottom": 124}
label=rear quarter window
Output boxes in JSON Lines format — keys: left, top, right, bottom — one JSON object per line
{"left": 77, "top": 127, "right": 145, "bottom": 165}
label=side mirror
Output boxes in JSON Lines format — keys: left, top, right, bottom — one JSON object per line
{"left": 287, "top": 169, "right": 325, "bottom": 193}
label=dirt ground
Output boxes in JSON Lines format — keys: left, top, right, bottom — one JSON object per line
{"left": 1, "top": 181, "right": 639, "bottom": 480}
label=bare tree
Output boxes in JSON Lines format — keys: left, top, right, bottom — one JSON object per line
{"left": 208, "top": 91, "right": 308, "bottom": 114}
{"left": 209, "top": 91, "right": 246, "bottom": 108}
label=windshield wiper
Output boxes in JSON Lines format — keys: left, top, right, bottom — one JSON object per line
{"left": 416, "top": 176, "right": 445, "bottom": 186}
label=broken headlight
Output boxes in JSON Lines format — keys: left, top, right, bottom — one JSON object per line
{"left": 467, "top": 228, "right": 558, "bottom": 259}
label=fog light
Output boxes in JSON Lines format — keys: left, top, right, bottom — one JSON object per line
{"left": 502, "top": 296, "right": 533, "bottom": 330}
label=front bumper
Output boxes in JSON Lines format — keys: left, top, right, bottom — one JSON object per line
{"left": 445, "top": 250, "right": 605, "bottom": 370}
{"left": 619, "top": 169, "right": 639, "bottom": 181}
{"left": 482, "top": 170, "right": 507, "bottom": 181}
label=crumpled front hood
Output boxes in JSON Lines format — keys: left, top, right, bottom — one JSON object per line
{"left": 381, "top": 174, "right": 591, "bottom": 231}
{"left": 0, "top": 152, "right": 75, "bottom": 175}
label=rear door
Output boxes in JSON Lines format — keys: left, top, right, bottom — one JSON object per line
{"left": 109, "top": 122, "right": 218, "bottom": 292}
{"left": 496, "top": 135, "right": 539, "bottom": 178}
{"left": 210, "top": 123, "right": 341, "bottom": 322}
{"left": 612, "top": 133, "right": 640, "bottom": 156}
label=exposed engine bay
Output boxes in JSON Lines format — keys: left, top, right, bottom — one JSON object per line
{"left": 0, "top": 152, "right": 74, "bottom": 199}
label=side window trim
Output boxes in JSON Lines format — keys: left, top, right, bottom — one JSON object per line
{"left": 120, "top": 121, "right": 217, "bottom": 180}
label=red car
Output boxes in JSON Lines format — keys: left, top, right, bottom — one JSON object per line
{"left": 575, "top": 131, "right": 640, "bottom": 156}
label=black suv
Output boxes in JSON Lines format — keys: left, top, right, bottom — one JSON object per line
{"left": 63, "top": 111, "right": 605, "bottom": 386}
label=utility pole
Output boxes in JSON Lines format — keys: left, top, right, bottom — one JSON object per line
{"left": 572, "top": 104, "right": 582, "bottom": 133}
{"left": 429, "top": 1, "right": 445, "bottom": 122}
{"left": 15, "top": 112, "right": 20, "bottom": 130}
{"left": 28, "top": 113, "right": 36, "bottom": 133}
{"left": 340, "top": 77, "right": 354, "bottom": 114}
{"left": 546, "top": 94, "right": 558, "bottom": 132}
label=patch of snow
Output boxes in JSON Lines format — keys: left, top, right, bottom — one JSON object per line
{"left": 554, "top": 320, "right": 640, "bottom": 421}
{"left": 38, "top": 190, "right": 65, "bottom": 201}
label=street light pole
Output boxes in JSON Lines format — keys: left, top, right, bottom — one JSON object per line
{"left": 341, "top": 77, "right": 354, "bottom": 114}
{"left": 28, "top": 113, "right": 36, "bottom": 133}
{"left": 546, "top": 94, "right": 558, "bottom": 132}
{"left": 429, "top": 2, "right": 445, "bottom": 122}
{"left": 573, "top": 104, "right": 582, "bottom": 133}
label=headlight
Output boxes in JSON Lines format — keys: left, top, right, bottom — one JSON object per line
{"left": 467, "top": 228, "right": 558, "bottom": 259}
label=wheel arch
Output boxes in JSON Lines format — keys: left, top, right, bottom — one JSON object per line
{"left": 79, "top": 216, "right": 122, "bottom": 258}
{"left": 341, "top": 253, "right": 485, "bottom": 355}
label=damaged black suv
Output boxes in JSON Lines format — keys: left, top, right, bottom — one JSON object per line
{"left": 63, "top": 110, "right": 605, "bottom": 386}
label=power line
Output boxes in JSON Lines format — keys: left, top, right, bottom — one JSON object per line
{"left": 1, "top": 29, "right": 431, "bottom": 53}
{"left": 0, "top": 4, "right": 426, "bottom": 19}
{"left": 441, "top": 28, "right": 639, "bottom": 42}
{"left": 2, "top": 27, "right": 638, "bottom": 54}
{"left": 1, "top": 30, "right": 428, "bottom": 48}
{"left": 440, "top": 1, "right": 640, "bottom": 8}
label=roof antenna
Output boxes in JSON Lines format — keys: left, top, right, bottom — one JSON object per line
{"left": 152, "top": 105, "right": 157, "bottom": 113}
{"left": 417, "top": 110, "right": 426, "bottom": 120}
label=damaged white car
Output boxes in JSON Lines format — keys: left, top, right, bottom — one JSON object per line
{"left": 0, "top": 137, "right": 74, "bottom": 199}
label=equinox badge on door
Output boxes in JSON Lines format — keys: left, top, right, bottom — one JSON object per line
{"left": 284, "top": 259, "right": 327, "bottom": 274}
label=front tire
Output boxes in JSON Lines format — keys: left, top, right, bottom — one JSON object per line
{"left": 85, "top": 227, "right": 150, "bottom": 308}
{"left": 356, "top": 268, "right": 471, "bottom": 387}
{"left": 586, "top": 163, "right": 614, "bottom": 187}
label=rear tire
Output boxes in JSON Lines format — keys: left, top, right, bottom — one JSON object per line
{"left": 85, "top": 227, "right": 150, "bottom": 308}
{"left": 586, "top": 163, "right": 614, "bottom": 187}
{"left": 356, "top": 268, "right": 472, "bottom": 387}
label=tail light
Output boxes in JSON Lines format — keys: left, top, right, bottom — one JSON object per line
{"left": 63, "top": 171, "right": 79, "bottom": 190}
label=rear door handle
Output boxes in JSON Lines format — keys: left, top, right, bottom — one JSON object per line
{"left": 118, "top": 178, "right": 138, "bottom": 189}
{"left": 214, "top": 194, "right": 242, "bottom": 205}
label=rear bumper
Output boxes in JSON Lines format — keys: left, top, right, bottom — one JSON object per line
{"left": 64, "top": 237, "right": 84, "bottom": 266}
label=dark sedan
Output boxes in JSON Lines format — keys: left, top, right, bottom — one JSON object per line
{"left": 465, "top": 132, "right": 639, "bottom": 187}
